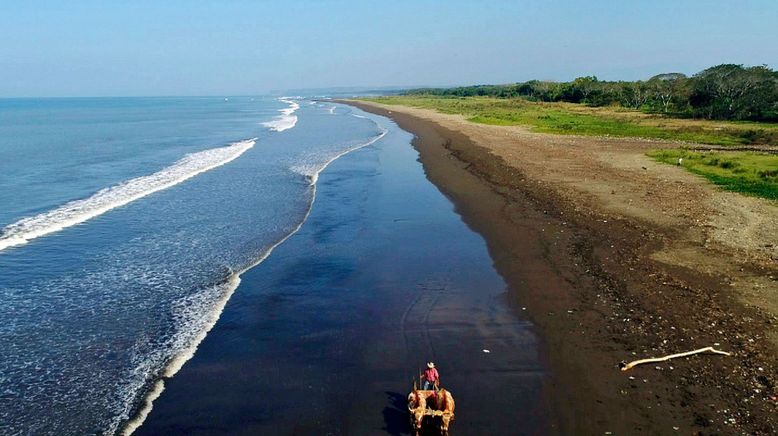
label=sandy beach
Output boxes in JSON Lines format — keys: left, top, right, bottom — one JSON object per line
{"left": 343, "top": 100, "right": 778, "bottom": 434}
{"left": 4, "top": 3, "right": 776, "bottom": 435}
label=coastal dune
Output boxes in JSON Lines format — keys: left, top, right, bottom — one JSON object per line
{"left": 344, "top": 100, "right": 778, "bottom": 434}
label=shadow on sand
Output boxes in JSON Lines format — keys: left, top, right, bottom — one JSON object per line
{"left": 383, "top": 391, "right": 410, "bottom": 435}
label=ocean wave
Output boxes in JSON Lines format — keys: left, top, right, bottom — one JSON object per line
{"left": 119, "top": 211, "right": 310, "bottom": 435}
{"left": 115, "top": 274, "right": 240, "bottom": 435}
{"left": 261, "top": 98, "right": 299, "bottom": 132}
{"left": 120, "top": 111, "right": 389, "bottom": 436}
{"left": 0, "top": 139, "right": 256, "bottom": 252}
{"left": 291, "top": 118, "right": 388, "bottom": 186}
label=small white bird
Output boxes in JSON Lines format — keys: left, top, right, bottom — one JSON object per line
{"left": 677, "top": 158, "right": 683, "bottom": 166}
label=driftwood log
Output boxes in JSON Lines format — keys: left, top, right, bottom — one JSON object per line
{"left": 620, "top": 346, "right": 731, "bottom": 371}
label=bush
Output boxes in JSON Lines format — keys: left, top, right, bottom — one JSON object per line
{"left": 405, "top": 64, "right": 778, "bottom": 122}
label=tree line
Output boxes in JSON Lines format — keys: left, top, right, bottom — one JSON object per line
{"left": 406, "top": 64, "right": 778, "bottom": 122}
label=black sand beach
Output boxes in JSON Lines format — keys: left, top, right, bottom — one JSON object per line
{"left": 343, "top": 101, "right": 778, "bottom": 435}
{"left": 137, "top": 110, "right": 549, "bottom": 434}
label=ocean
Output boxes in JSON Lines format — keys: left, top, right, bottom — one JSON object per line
{"left": 135, "top": 107, "right": 546, "bottom": 435}
{"left": 0, "top": 97, "right": 386, "bottom": 434}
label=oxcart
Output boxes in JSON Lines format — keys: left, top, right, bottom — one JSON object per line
{"left": 407, "top": 386, "right": 455, "bottom": 435}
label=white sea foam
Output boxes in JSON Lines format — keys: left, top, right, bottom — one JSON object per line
{"left": 0, "top": 139, "right": 256, "bottom": 252}
{"left": 120, "top": 112, "right": 389, "bottom": 436}
{"left": 119, "top": 210, "right": 310, "bottom": 435}
{"left": 261, "top": 98, "right": 299, "bottom": 132}
{"left": 115, "top": 275, "right": 240, "bottom": 435}
{"left": 291, "top": 118, "right": 387, "bottom": 186}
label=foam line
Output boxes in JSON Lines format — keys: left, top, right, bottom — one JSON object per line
{"left": 0, "top": 139, "right": 256, "bottom": 252}
{"left": 261, "top": 98, "right": 299, "bottom": 132}
{"left": 291, "top": 121, "right": 388, "bottom": 186}
{"left": 120, "top": 111, "right": 388, "bottom": 436}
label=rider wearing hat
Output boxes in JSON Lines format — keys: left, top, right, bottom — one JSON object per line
{"left": 421, "top": 362, "right": 440, "bottom": 390}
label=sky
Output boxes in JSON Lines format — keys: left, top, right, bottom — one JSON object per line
{"left": 1, "top": 0, "right": 776, "bottom": 97}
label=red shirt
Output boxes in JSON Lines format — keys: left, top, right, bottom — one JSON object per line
{"left": 423, "top": 367, "right": 439, "bottom": 382}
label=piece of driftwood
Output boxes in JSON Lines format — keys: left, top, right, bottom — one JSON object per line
{"left": 620, "top": 346, "right": 732, "bottom": 371}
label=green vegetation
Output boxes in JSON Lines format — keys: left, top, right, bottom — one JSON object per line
{"left": 365, "top": 64, "right": 778, "bottom": 201}
{"left": 365, "top": 95, "right": 778, "bottom": 146}
{"left": 406, "top": 64, "right": 778, "bottom": 122}
{"left": 647, "top": 150, "right": 778, "bottom": 200}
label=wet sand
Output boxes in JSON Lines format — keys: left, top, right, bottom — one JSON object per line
{"left": 343, "top": 100, "right": 778, "bottom": 434}
{"left": 137, "top": 109, "right": 550, "bottom": 434}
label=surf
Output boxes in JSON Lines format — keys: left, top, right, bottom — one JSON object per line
{"left": 290, "top": 115, "right": 387, "bottom": 185}
{"left": 0, "top": 139, "right": 256, "bottom": 252}
{"left": 261, "top": 98, "right": 300, "bottom": 132}
{"left": 118, "top": 107, "right": 387, "bottom": 435}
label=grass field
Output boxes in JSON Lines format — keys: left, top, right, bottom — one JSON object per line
{"left": 364, "top": 96, "right": 778, "bottom": 146}
{"left": 647, "top": 150, "right": 778, "bottom": 200}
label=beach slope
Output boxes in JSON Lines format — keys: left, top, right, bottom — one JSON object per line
{"left": 342, "top": 99, "right": 778, "bottom": 434}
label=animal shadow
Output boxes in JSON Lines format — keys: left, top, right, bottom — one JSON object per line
{"left": 382, "top": 391, "right": 410, "bottom": 435}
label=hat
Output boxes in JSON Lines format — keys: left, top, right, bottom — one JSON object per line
{"left": 427, "top": 362, "right": 435, "bottom": 369}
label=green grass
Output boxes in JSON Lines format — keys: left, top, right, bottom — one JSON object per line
{"left": 647, "top": 150, "right": 778, "bottom": 200}
{"left": 363, "top": 96, "right": 778, "bottom": 146}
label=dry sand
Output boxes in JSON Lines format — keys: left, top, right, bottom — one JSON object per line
{"left": 344, "top": 100, "right": 778, "bottom": 434}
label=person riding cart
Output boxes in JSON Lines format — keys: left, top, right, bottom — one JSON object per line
{"left": 421, "top": 361, "right": 439, "bottom": 390}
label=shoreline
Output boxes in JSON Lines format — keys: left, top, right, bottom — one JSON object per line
{"left": 120, "top": 114, "right": 389, "bottom": 435}
{"left": 341, "top": 100, "right": 778, "bottom": 433}
{"left": 136, "top": 106, "right": 550, "bottom": 434}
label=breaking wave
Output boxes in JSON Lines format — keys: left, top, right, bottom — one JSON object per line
{"left": 261, "top": 98, "right": 299, "bottom": 132}
{"left": 0, "top": 139, "right": 256, "bottom": 252}
{"left": 290, "top": 117, "right": 387, "bottom": 185}
{"left": 121, "top": 111, "right": 388, "bottom": 435}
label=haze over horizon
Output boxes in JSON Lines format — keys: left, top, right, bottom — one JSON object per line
{"left": 1, "top": 0, "right": 776, "bottom": 97}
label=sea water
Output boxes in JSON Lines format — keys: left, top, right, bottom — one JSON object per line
{"left": 0, "top": 97, "right": 383, "bottom": 434}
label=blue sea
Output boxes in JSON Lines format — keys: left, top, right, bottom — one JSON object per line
{"left": 0, "top": 97, "right": 386, "bottom": 434}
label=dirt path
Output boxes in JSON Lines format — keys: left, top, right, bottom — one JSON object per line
{"left": 344, "top": 100, "right": 778, "bottom": 434}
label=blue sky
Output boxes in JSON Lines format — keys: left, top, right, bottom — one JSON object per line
{"left": 1, "top": 0, "right": 776, "bottom": 97}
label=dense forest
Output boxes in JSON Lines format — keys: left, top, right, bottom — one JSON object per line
{"left": 406, "top": 64, "right": 778, "bottom": 122}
